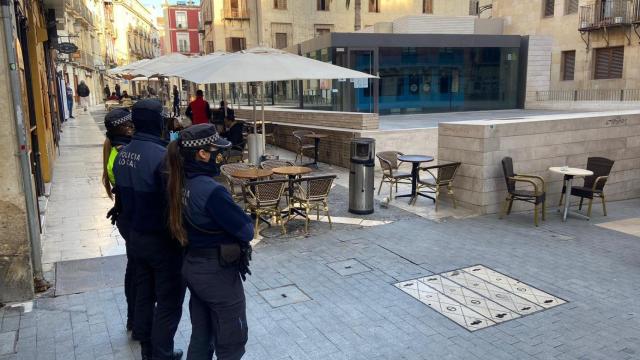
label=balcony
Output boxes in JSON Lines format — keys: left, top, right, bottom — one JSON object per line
{"left": 634, "top": 0, "right": 640, "bottom": 23}
{"left": 579, "top": 0, "right": 634, "bottom": 31}
{"left": 223, "top": 0, "right": 249, "bottom": 20}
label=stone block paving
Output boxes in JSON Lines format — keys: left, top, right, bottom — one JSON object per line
{"left": 2, "top": 107, "right": 639, "bottom": 359}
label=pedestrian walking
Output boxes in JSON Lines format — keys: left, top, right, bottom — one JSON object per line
{"left": 101, "top": 108, "right": 137, "bottom": 334}
{"left": 185, "top": 90, "right": 212, "bottom": 125}
{"left": 65, "top": 82, "right": 74, "bottom": 119}
{"left": 104, "top": 84, "right": 111, "bottom": 100}
{"left": 172, "top": 85, "right": 180, "bottom": 117}
{"left": 166, "top": 124, "right": 253, "bottom": 360}
{"left": 77, "top": 80, "right": 90, "bottom": 113}
{"left": 113, "top": 99, "right": 185, "bottom": 360}
{"left": 115, "top": 83, "right": 121, "bottom": 99}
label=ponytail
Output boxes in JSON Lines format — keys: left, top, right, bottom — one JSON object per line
{"left": 166, "top": 141, "right": 188, "bottom": 246}
{"left": 102, "top": 138, "right": 114, "bottom": 200}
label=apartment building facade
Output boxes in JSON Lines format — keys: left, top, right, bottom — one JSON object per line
{"left": 163, "top": 1, "right": 202, "bottom": 54}
{"left": 492, "top": 0, "right": 640, "bottom": 102}
{"left": 199, "top": 0, "right": 493, "bottom": 53}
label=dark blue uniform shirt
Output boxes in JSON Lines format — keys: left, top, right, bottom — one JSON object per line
{"left": 183, "top": 159, "right": 253, "bottom": 248}
{"left": 114, "top": 132, "right": 169, "bottom": 234}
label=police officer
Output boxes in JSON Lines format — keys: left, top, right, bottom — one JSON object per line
{"left": 165, "top": 124, "right": 253, "bottom": 360}
{"left": 113, "top": 99, "right": 185, "bottom": 360}
{"left": 102, "top": 109, "right": 136, "bottom": 332}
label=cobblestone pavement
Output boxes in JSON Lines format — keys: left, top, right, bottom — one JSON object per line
{"left": 1, "top": 108, "right": 639, "bottom": 360}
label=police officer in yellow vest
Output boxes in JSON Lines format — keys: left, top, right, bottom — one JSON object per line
{"left": 102, "top": 108, "right": 137, "bottom": 333}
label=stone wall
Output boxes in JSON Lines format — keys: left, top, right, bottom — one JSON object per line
{"left": 235, "top": 108, "right": 379, "bottom": 130}
{"left": 0, "top": 22, "right": 35, "bottom": 302}
{"left": 438, "top": 110, "right": 640, "bottom": 214}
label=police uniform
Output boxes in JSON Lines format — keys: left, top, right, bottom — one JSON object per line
{"left": 104, "top": 109, "right": 136, "bottom": 331}
{"left": 113, "top": 99, "right": 185, "bottom": 360}
{"left": 177, "top": 125, "right": 253, "bottom": 360}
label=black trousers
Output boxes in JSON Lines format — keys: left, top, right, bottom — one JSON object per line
{"left": 130, "top": 230, "right": 186, "bottom": 360}
{"left": 182, "top": 250, "right": 247, "bottom": 360}
{"left": 118, "top": 222, "right": 137, "bottom": 330}
{"left": 173, "top": 102, "right": 180, "bottom": 116}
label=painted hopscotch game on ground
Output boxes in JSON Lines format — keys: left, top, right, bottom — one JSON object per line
{"left": 395, "top": 265, "right": 567, "bottom": 331}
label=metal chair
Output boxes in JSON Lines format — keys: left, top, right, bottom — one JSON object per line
{"left": 417, "top": 162, "right": 461, "bottom": 211}
{"left": 243, "top": 179, "right": 288, "bottom": 235}
{"left": 500, "top": 157, "right": 546, "bottom": 226}
{"left": 558, "top": 157, "right": 614, "bottom": 217}
{"left": 220, "top": 163, "right": 254, "bottom": 202}
{"left": 292, "top": 130, "right": 316, "bottom": 164}
{"left": 376, "top": 151, "right": 412, "bottom": 198}
{"left": 291, "top": 175, "right": 336, "bottom": 233}
{"left": 222, "top": 140, "right": 246, "bottom": 163}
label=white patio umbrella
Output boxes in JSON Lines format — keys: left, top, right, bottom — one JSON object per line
{"left": 171, "top": 47, "right": 377, "bottom": 162}
{"left": 162, "top": 51, "right": 228, "bottom": 77}
{"left": 132, "top": 53, "right": 189, "bottom": 78}
{"left": 107, "top": 58, "right": 151, "bottom": 76}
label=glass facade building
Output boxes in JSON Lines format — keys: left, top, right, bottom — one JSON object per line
{"left": 285, "top": 33, "right": 526, "bottom": 114}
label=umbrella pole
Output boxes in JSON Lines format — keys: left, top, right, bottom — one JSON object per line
{"left": 252, "top": 83, "right": 257, "bottom": 135}
{"left": 260, "top": 82, "right": 266, "bottom": 153}
{"left": 222, "top": 84, "right": 227, "bottom": 117}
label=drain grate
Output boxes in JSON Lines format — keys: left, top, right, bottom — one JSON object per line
{"left": 259, "top": 285, "right": 311, "bottom": 308}
{"left": 326, "top": 259, "right": 371, "bottom": 276}
{"left": 395, "top": 265, "right": 566, "bottom": 331}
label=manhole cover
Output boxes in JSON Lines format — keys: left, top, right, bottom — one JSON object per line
{"left": 259, "top": 285, "right": 311, "bottom": 308}
{"left": 326, "top": 259, "right": 371, "bottom": 276}
{"left": 394, "top": 265, "right": 566, "bottom": 331}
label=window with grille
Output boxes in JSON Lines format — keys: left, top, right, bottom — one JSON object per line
{"left": 424, "top": 0, "right": 433, "bottom": 14}
{"left": 369, "top": 0, "right": 379, "bottom": 12}
{"left": 274, "top": 0, "right": 286, "bottom": 10}
{"left": 317, "top": 0, "right": 329, "bottom": 11}
{"left": 177, "top": 32, "right": 190, "bottom": 52}
{"left": 175, "top": 11, "right": 187, "bottom": 28}
{"left": 561, "top": 50, "right": 575, "bottom": 81}
{"left": 594, "top": 46, "right": 624, "bottom": 79}
{"left": 543, "top": 0, "right": 555, "bottom": 17}
{"left": 469, "top": 0, "right": 479, "bottom": 15}
{"left": 565, "top": 0, "right": 578, "bottom": 14}
{"left": 225, "top": 37, "right": 246, "bottom": 52}
{"left": 275, "top": 33, "right": 287, "bottom": 49}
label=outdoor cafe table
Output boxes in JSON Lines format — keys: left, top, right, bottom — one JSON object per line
{"left": 231, "top": 168, "right": 273, "bottom": 180}
{"left": 396, "top": 155, "right": 435, "bottom": 205}
{"left": 272, "top": 166, "right": 313, "bottom": 197}
{"left": 549, "top": 166, "right": 594, "bottom": 222}
{"left": 303, "top": 133, "right": 328, "bottom": 167}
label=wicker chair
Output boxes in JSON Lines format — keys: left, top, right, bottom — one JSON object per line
{"left": 376, "top": 151, "right": 412, "bottom": 198}
{"left": 243, "top": 179, "right": 288, "bottom": 235}
{"left": 220, "top": 163, "right": 254, "bottom": 202}
{"left": 291, "top": 175, "right": 336, "bottom": 233}
{"left": 292, "top": 130, "right": 316, "bottom": 164}
{"left": 417, "top": 162, "right": 461, "bottom": 211}
{"left": 558, "top": 157, "right": 614, "bottom": 217}
{"left": 260, "top": 159, "right": 295, "bottom": 179}
{"left": 222, "top": 140, "right": 246, "bottom": 163}
{"left": 500, "top": 157, "right": 546, "bottom": 226}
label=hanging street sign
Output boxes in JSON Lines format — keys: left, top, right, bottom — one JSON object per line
{"left": 58, "top": 42, "right": 78, "bottom": 54}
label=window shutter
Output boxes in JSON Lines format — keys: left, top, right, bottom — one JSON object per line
{"left": 566, "top": 0, "right": 578, "bottom": 14}
{"left": 562, "top": 51, "right": 575, "bottom": 81}
{"left": 595, "top": 46, "right": 624, "bottom": 79}
{"left": 544, "top": 0, "right": 555, "bottom": 17}
{"left": 424, "top": 0, "right": 433, "bottom": 14}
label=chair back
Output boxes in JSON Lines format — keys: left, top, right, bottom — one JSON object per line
{"left": 260, "top": 159, "right": 294, "bottom": 170}
{"left": 293, "top": 130, "right": 314, "bottom": 146}
{"left": 294, "top": 175, "right": 336, "bottom": 201}
{"left": 246, "top": 179, "right": 286, "bottom": 207}
{"left": 501, "top": 157, "right": 516, "bottom": 193}
{"left": 376, "top": 151, "right": 404, "bottom": 173}
{"left": 220, "top": 163, "right": 254, "bottom": 185}
{"left": 584, "top": 157, "right": 614, "bottom": 190}
{"left": 433, "top": 162, "right": 461, "bottom": 185}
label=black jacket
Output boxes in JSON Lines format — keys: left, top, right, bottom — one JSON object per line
{"left": 77, "top": 83, "right": 90, "bottom": 97}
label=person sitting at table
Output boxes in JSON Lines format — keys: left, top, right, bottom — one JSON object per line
{"left": 107, "top": 92, "right": 119, "bottom": 101}
{"left": 221, "top": 114, "right": 243, "bottom": 147}
{"left": 121, "top": 91, "right": 130, "bottom": 99}
{"left": 216, "top": 101, "right": 234, "bottom": 123}
{"left": 185, "top": 90, "right": 212, "bottom": 126}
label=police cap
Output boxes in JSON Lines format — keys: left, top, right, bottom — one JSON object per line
{"left": 180, "top": 124, "right": 231, "bottom": 149}
{"left": 104, "top": 108, "right": 131, "bottom": 130}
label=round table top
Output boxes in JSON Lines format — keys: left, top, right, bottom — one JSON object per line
{"left": 231, "top": 168, "right": 273, "bottom": 179}
{"left": 271, "top": 166, "right": 313, "bottom": 176}
{"left": 398, "top": 155, "right": 435, "bottom": 163}
{"left": 548, "top": 167, "right": 593, "bottom": 177}
{"left": 304, "top": 133, "right": 328, "bottom": 139}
